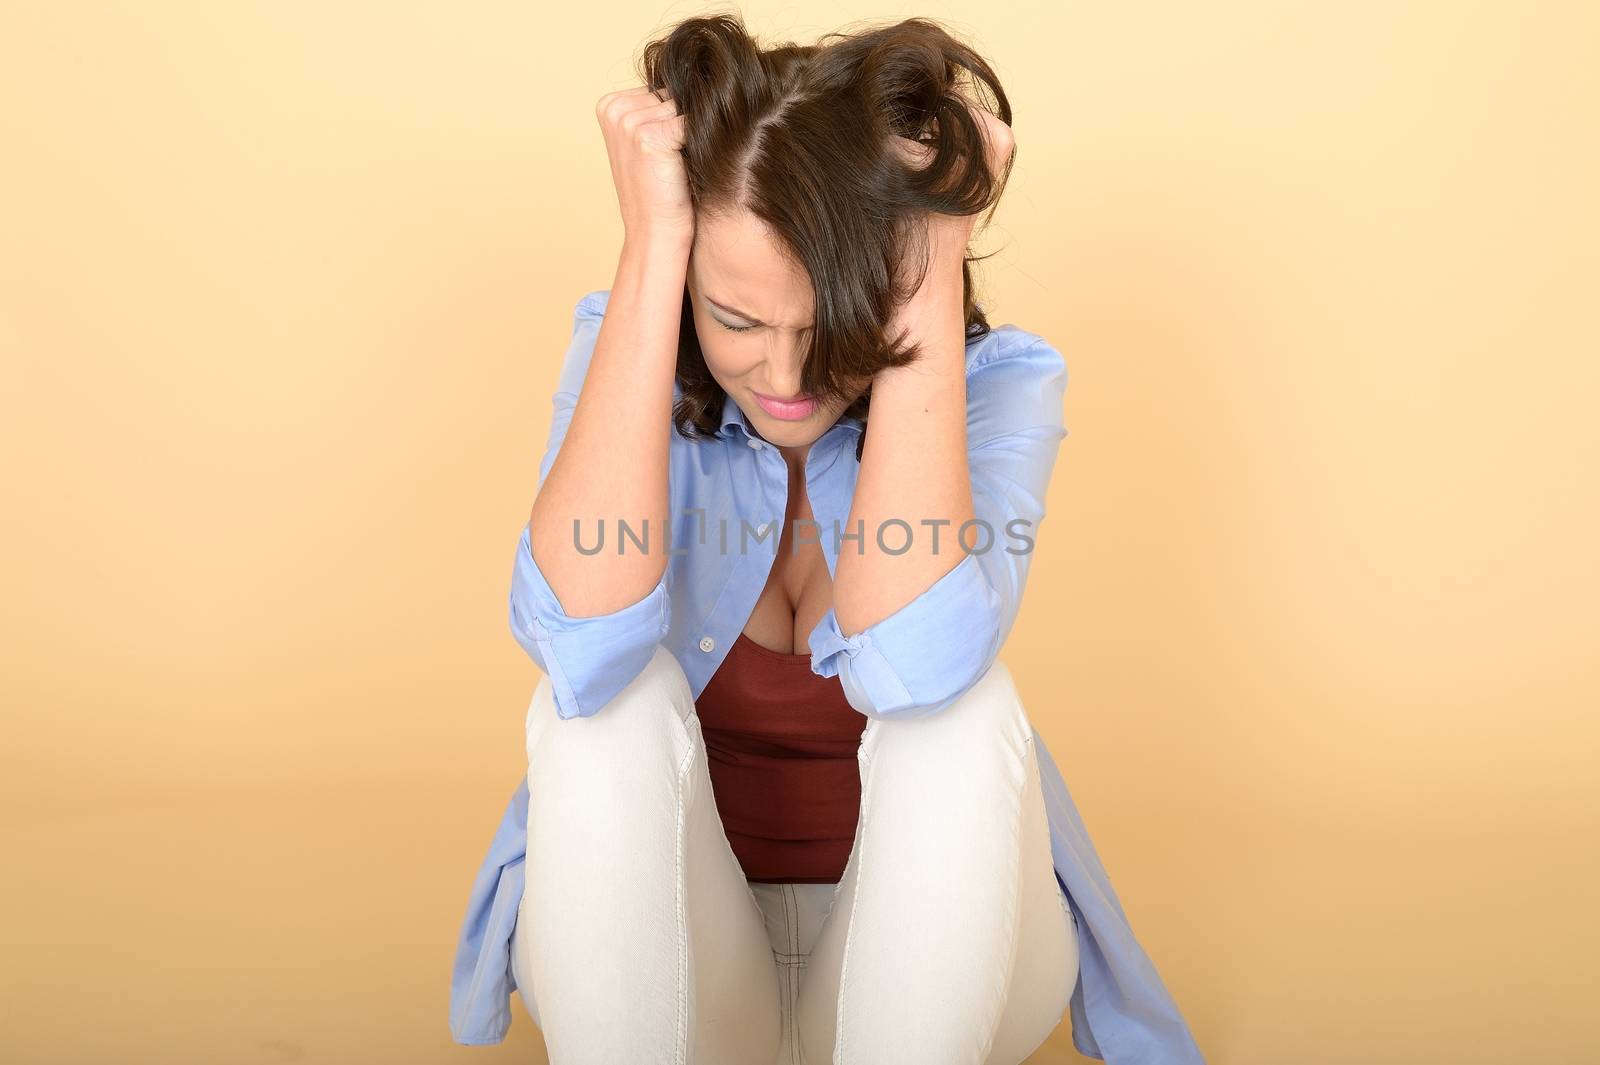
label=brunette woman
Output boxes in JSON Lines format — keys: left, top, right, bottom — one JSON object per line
{"left": 451, "top": 15, "right": 1205, "bottom": 1065}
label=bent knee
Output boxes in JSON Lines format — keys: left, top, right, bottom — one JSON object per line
{"left": 857, "top": 660, "right": 1038, "bottom": 802}
{"left": 874, "top": 657, "right": 1032, "bottom": 747}
{"left": 526, "top": 644, "right": 696, "bottom": 758}
{"left": 616, "top": 642, "right": 695, "bottom": 710}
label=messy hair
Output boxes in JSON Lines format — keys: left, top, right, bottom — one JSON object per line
{"left": 637, "top": 13, "right": 1016, "bottom": 442}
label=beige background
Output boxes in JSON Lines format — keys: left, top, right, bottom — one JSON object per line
{"left": 3, "top": 2, "right": 1596, "bottom": 1062}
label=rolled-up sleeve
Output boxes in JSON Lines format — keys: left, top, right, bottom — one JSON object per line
{"left": 809, "top": 335, "right": 1068, "bottom": 720}
{"left": 507, "top": 291, "right": 672, "bottom": 721}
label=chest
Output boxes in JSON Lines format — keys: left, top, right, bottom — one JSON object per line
{"left": 741, "top": 466, "right": 834, "bottom": 655}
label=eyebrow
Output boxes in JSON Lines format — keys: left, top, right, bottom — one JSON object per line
{"left": 705, "top": 297, "right": 812, "bottom": 330}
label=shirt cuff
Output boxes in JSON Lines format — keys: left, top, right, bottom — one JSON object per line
{"left": 808, "top": 550, "right": 1003, "bottom": 720}
{"left": 508, "top": 523, "right": 671, "bottom": 720}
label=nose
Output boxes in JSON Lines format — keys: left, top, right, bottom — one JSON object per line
{"left": 765, "top": 339, "right": 810, "bottom": 400}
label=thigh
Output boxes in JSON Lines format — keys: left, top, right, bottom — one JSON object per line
{"left": 681, "top": 707, "right": 786, "bottom": 1064}
{"left": 982, "top": 731, "right": 1080, "bottom": 1065}
{"left": 795, "top": 661, "right": 1078, "bottom": 1065}
{"left": 517, "top": 647, "right": 782, "bottom": 1064}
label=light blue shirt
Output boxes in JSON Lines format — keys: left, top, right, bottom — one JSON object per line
{"left": 450, "top": 289, "right": 1206, "bottom": 1063}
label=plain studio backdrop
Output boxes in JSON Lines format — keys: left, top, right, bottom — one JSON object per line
{"left": 2, "top": 2, "right": 1596, "bottom": 1063}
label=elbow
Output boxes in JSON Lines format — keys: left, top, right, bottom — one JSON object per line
{"left": 811, "top": 553, "right": 1005, "bottom": 721}
{"left": 837, "top": 614, "right": 1002, "bottom": 721}
{"left": 507, "top": 597, "right": 669, "bottom": 721}
{"left": 507, "top": 524, "right": 671, "bottom": 720}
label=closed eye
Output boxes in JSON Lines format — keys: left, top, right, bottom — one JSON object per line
{"left": 715, "top": 318, "right": 758, "bottom": 334}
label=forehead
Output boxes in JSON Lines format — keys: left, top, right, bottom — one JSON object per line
{"left": 692, "top": 210, "right": 814, "bottom": 326}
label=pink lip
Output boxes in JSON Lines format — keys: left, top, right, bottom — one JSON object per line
{"left": 752, "top": 390, "right": 817, "bottom": 421}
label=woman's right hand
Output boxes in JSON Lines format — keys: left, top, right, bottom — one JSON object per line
{"left": 596, "top": 86, "right": 694, "bottom": 245}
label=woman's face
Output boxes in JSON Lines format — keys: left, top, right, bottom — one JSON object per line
{"left": 686, "top": 208, "right": 862, "bottom": 450}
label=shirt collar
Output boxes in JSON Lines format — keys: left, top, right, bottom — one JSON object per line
{"left": 716, "top": 391, "right": 754, "bottom": 440}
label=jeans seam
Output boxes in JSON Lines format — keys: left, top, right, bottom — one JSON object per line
{"left": 673, "top": 705, "right": 698, "bottom": 1065}
{"left": 833, "top": 727, "right": 880, "bottom": 1064}
{"left": 783, "top": 884, "right": 797, "bottom": 1063}
{"left": 981, "top": 730, "right": 1034, "bottom": 1061}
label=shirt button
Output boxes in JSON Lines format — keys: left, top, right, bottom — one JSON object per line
{"left": 698, "top": 635, "right": 716, "bottom": 652}
{"left": 747, "top": 437, "right": 765, "bottom": 450}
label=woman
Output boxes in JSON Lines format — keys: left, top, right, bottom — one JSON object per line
{"left": 450, "top": 15, "right": 1205, "bottom": 1065}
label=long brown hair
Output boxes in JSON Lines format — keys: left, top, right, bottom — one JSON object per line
{"left": 637, "top": 13, "right": 1015, "bottom": 442}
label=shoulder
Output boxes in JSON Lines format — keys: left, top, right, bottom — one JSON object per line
{"left": 962, "top": 323, "right": 1068, "bottom": 436}
{"left": 963, "top": 321, "right": 1066, "bottom": 382}
{"left": 547, "top": 289, "right": 613, "bottom": 398}
{"left": 576, "top": 289, "right": 611, "bottom": 319}
{"left": 552, "top": 289, "right": 695, "bottom": 414}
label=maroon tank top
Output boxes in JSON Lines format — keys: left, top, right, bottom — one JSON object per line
{"left": 694, "top": 630, "right": 868, "bottom": 884}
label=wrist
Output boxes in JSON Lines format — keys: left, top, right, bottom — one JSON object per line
{"left": 623, "top": 226, "right": 695, "bottom": 259}
{"left": 896, "top": 261, "right": 964, "bottom": 326}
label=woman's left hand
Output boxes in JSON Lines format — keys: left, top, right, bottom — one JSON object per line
{"left": 892, "top": 103, "right": 1015, "bottom": 280}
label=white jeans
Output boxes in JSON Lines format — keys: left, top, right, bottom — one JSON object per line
{"left": 512, "top": 644, "right": 1079, "bottom": 1065}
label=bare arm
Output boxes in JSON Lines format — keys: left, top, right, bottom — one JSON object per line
{"left": 833, "top": 263, "right": 972, "bottom": 636}
{"left": 527, "top": 86, "right": 694, "bottom": 618}
{"left": 527, "top": 234, "right": 691, "bottom": 618}
{"left": 833, "top": 109, "right": 1015, "bottom": 637}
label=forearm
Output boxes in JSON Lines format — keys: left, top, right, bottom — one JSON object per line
{"left": 833, "top": 262, "right": 974, "bottom": 637}
{"left": 529, "top": 231, "right": 690, "bottom": 618}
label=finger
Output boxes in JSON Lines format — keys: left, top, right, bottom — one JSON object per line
{"left": 644, "top": 112, "right": 688, "bottom": 151}
{"left": 599, "top": 85, "right": 673, "bottom": 114}
{"left": 599, "top": 85, "right": 655, "bottom": 109}
{"left": 889, "top": 133, "right": 935, "bottom": 169}
{"left": 606, "top": 92, "right": 680, "bottom": 130}
{"left": 621, "top": 98, "right": 682, "bottom": 138}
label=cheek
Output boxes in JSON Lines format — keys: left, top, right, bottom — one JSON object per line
{"left": 697, "top": 333, "right": 760, "bottom": 383}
